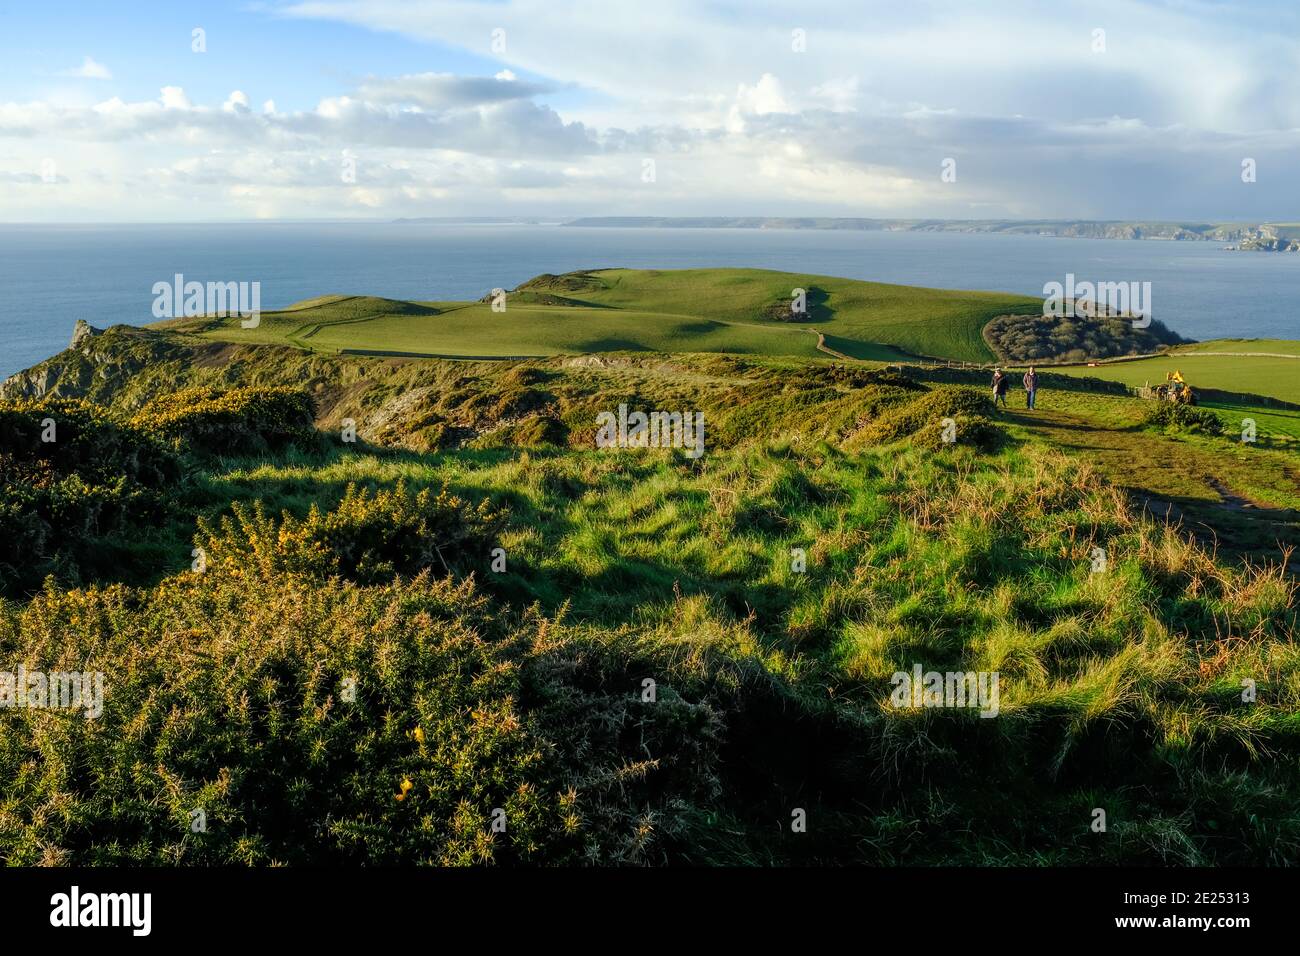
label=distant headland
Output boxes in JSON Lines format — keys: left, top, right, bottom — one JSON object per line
{"left": 558, "top": 218, "right": 1300, "bottom": 249}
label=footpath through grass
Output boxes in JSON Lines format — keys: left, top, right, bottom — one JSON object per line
{"left": 989, "top": 386, "right": 1300, "bottom": 566}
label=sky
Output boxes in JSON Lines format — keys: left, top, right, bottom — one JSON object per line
{"left": 2, "top": 0, "right": 1299, "bottom": 222}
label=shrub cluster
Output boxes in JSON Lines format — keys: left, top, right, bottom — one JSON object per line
{"left": 985, "top": 312, "right": 1184, "bottom": 363}
{"left": 195, "top": 480, "right": 506, "bottom": 584}
{"left": 850, "top": 386, "right": 1003, "bottom": 450}
{"left": 132, "top": 385, "right": 316, "bottom": 455}
{"left": 1142, "top": 401, "right": 1223, "bottom": 435}
{"left": 0, "top": 398, "right": 178, "bottom": 595}
{"left": 0, "top": 569, "right": 761, "bottom": 865}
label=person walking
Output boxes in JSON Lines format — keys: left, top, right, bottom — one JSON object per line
{"left": 991, "top": 368, "right": 1009, "bottom": 408}
{"left": 1023, "top": 366, "right": 1038, "bottom": 410}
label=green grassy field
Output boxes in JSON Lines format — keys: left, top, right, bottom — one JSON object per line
{"left": 1052, "top": 351, "right": 1300, "bottom": 404}
{"left": 324, "top": 303, "right": 825, "bottom": 359}
{"left": 171, "top": 268, "right": 1041, "bottom": 364}
{"left": 557, "top": 268, "right": 1036, "bottom": 361}
{"left": 1177, "top": 339, "right": 1300, "bottom": 355}
{"left": 169, "top": 270, "right": 1299, "bottom": 408}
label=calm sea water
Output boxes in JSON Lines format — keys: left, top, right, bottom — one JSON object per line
{"left": 1, "top": 222, "right": 1298, "bottom": 378}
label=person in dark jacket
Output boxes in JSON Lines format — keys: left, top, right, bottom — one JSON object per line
{"left": 1023, "top": 366, "right": 1038, "bottom": 409}
{"left": 991, "top": 368, "right": 1009, "bottom": 407}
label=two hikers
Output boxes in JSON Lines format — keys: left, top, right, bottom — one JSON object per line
{"left": 990, "top": 366, "right": 1039, "bottom": 410}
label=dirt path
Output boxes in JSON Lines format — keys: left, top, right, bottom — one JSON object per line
{"left": 813, "top": 331, "right": 853, "bottom": 360}
{"left": 1003, "top": 405, "right": 1299, "bottom": 565}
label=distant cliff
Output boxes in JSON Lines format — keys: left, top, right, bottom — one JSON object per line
{"left": 1233, "top": 227, "right": 1300, "bottom": 252}
{"left": 563, "top": 217, "right": 1290, "bottom": 244}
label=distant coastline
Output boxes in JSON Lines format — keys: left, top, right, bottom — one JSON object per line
{"left": 558, "top": 217, "right": 1300, "bottom": 248}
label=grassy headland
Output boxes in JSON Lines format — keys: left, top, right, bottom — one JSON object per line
{"left": 0, "top": 268, "right": 1296, "bottom": 866}
{"left": 167, "top": 268, "right": 1043, "bottom": 364}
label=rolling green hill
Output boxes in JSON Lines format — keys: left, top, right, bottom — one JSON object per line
{"left": 170, "top": 268, "right": 1042, "bottom": 364}
{"left": 1177, "top": 338, "right": 1300, "bottom": 356}
{"left": 161, "top": 269, "right": 1300, "bottom": 410}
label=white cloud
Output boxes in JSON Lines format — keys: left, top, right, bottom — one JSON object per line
{"left": 0, "top": 82, "right": 598, "bottom": 157}
{"left": 61, "top": 56, "right": 112, "bottom": 80}
{"left": 223, "top": 91, "right": 251, "bottom": 114}
{"left": 810, "top": 77, "right": 859, "bottom": 113}
{"left": 736, "top": 75, "right": 789, "bottom": 117}
{"left": 9, "top": 1, "right": 1300, "bottom": 220}
{"left": 160, "top": 87, "right": 191, "bottom": 110}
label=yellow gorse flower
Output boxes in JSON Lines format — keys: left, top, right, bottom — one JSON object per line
{"left": 395, "top": 778, "right": 414, "bottom": 801}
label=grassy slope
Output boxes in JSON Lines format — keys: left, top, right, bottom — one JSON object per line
{"left": 325, "top": 304, "right": 826, "bottom": 359}
{"left": 991, "top": 388, "right": 1300, "bottom": 563}
{"left": 3, "top": 336, "right": 1299, "bottom": 864}
{"left": 570, "top": 268, "right": 1036, "bottom": 361}
{"left": 1052, "top": 349, "right": 1300, "bottom": 406}
{"left": 175, "top": 269, "right": 1041, "bottom": 364}
{"left": 169, "top": 270, "right": 1300, "bottom": 406}
{"left": 1177, "top": 339, "right": 1300, "bottom": 355}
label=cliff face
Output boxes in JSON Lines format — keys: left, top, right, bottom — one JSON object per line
{"left": 0, "top": 322, "right": 510, "bottom": 451}
{"left": 69, "top": 318, "right": 99, "bottom": 350}
{"left": 1, "top": 323, "right": 194, "bottom": 406}
{"left": 1236, "top": 231, "right": 1300, "bottom": 252}
{"left": 561, "top": 218, "right": 1275, "bottom": 242}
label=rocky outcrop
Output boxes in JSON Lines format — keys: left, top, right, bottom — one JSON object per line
{"left": 1235, "top": 232, "right": 1300, "bottom": 252}
{"left": 1, "top": 325, "right": 193, "bottom": 404}
{"left": 70, "top": 319, "right": 101, "bottom": 350}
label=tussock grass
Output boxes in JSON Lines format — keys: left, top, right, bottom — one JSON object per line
{"left": 0, "top": 367, "right": 1296, "bottom": 865}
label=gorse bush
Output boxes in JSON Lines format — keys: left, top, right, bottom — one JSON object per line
{"left": 195, "top": 480, "right": 506, "bottom": 584}
{"left": 133, "top": 385, "right": 316, "bottom": 455}
{"left": 1, "top": 572, "right": 556, "bottom": 865}
{"left": 0, "top": 398, "right": 178, "bottom": 595}
{"left": 0, "top": 572, "right": 762, "bottom": 865}
{"left": 0, "top": 398, "right": 176, "bottom": 487}
{"left": 848, "top": 386, "right": 1002, "bottom": 451}
{"left": 1143, "top": 401, "right": 1223, "bottom": 435}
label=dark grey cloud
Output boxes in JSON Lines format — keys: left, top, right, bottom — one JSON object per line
{"left": 356, "top": 72, "right": 554, "bottom": 108}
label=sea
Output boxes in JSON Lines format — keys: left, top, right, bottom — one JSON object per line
{"left": 2, "top": 222, "right": 1299, "bottom": 379}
